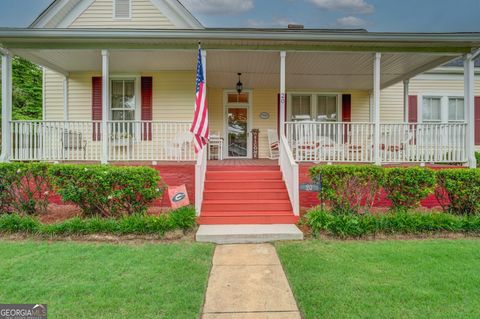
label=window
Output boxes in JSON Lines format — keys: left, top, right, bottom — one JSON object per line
{"left": 111, "top": 79, "right": 136, "bottom": 137}
{"left": 291, "top": 95, "right": 311, "bottom": 121}
{"left": 111, "top": 79, "right": 135, "bottom": 120}
{"left": 227, "top": 93, "right": 249, "bottom": 104}
{"left": 422, "top": 97, "right": 441, "bottom": 123}
{"left": 114, "top": 0, "right": 130, "bottom": 19}
{"left": 448, "top": 97, "right": 465, "bottom": 122}
{"left": 316, "top": 95, "right": 337, "bottom": 121}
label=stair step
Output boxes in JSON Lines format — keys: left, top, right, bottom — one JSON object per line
{"left": 205, "top": 180, "right": 285, "bottom": 190}
{"left": 197, "top": 215, "right": 300, "bottom": 225}
{"left": 203, "top": 189, "right": 289, "bottom": 200}
{"left": 207, "top": 166, "right": 280, "bottom": 171}
{"left": 201, "top": 210, "right": 294, "bottom": 217}
{"left": 196, "top": 224, "right": 304, "bottom": 244}
{"left": 206, "top": 170, "right": 282, "bottom": 180}
{"left": 202, "top": 200, "right": 292, "bottom": 211}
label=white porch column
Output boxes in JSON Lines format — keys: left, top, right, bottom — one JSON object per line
{"left": 373, "top": 52, "right": 381, "bottom": 165}
{"left": 403, "top": 79, "right": 410, "bottom": 122}
{"left": 464, "top": 53, "right": 476, "bottom": 168}
{"left": 0, "top": 50, "right": 13, "bottom": 162}
{"left": 280, "top": 51, "right": 286, "bottom": 136}
{"left": 101, "top": 49, "right": 110, "bottom": 164}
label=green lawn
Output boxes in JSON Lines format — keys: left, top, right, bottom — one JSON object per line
{"left": 0, "top": 241, "right": 213, "bottom": 319}
{"left": 277, "top": 239, "right": 480, "bottom": 319}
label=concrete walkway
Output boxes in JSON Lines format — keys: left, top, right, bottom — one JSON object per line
{"left": 202, "top": 244, "right": 301, "bottom": 319}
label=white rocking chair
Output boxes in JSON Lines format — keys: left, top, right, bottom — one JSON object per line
{"left": 267, "top": 129, "right": 279, "bottom": 159}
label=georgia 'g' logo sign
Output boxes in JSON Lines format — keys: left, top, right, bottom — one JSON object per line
{"left": 172, "top": 192, "right": 186, "bottom": 203}
{"left": 167, "top": 185, "right": 190, "bottom": 209}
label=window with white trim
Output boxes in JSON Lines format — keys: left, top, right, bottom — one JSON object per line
{"left": 111, "top": 79, "right": 136, "bottom": 137}
{"left": 448, "top": 97, "right": 465, "bottom": 122}
{"left": 422, "top": 97, "right": 441, "bottom": 123}
{"left": 290, "top": 93, "right": 340, "bottom": 122}
{"left": 291, "top": 95, "right": 312, "bottom": 121}
{"left": 316, "top": 95, "right": 337, "bottom": 121}
{"left": 111, "top": 79, "right": 136, "bottom": 120}
{"left": 114, "top": 0, "right": 131, "bottom": 19}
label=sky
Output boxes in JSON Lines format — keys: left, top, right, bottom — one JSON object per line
{"left": 0, "top": 0, "right": 479, "bottom": 32}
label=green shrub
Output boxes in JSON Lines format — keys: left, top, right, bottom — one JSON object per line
{"left": 309, "top": 165, "right": 384, "bottom": 214}
{"left": 0, "top": 206, "right": 196, "bottom": 236}
{"left": 476, "top": 152, "right": 480, "bottom": 168}
{"left": 49, "top": 165, "right": 163, "bottom": 218}
{"left": 435, "top": 169, "right": 480, "bottom": 215}
{"left": 0, "top": 162, "right": 52, "bottom": 215}
{"left": 383, "top": 167, "right": 436, "bottom": 210}
{"left": 305, "top": 208, "right": 478, "bottom": 238}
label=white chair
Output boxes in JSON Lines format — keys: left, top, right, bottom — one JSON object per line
{"left": 164, "top": 131, "right": 193, "bottom": 160}
{"left": 208, "top": 133, "right": 224, "bottom": 160}
{"left": 267, "top": 129, "right": 279, "bottom": 159}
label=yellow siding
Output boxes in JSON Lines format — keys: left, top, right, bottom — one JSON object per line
{"left": 148, "top": 71, "right": 195, "bottom": 121}
{"left": 380, "top": 83, "right": 404, "bottom": 122}
{"left": 67, "top": 72, "right": 99, "bottom": 121}
{"left": 70, "top": 0, "right": 176, "bottom": 28}
{"left": 44, "top": 69, "right": 65, "bottom": 121}
{"left": 409, "top": 77, "right": 480, "bottom": 96}
{"left": 253, "top": 89, "right": 278, "bottom": 158}
{"left": 44, "top": 70, "right": 194, "bottom": 121}
{"left": 350, "top": 91, "right": 371, "bottom": 122}
{"left": 208, "top": 87, "right": 224, "bottom": 136}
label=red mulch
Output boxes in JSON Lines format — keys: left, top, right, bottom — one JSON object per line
{"left": 37, "top": 204, "right": 176, "bottom": 224}
{"left": 38, "top": 204, "right": 82, "bottom": 224}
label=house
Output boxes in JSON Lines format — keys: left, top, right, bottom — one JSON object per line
{"left": 0, "top": 0, "right": 479, "bottom": 229}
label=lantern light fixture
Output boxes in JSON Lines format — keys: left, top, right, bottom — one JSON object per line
{"left": 236, "top": 73, "right": 243, "bottom": 94}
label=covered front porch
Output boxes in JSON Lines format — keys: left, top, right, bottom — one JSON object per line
{"left": 0, "top": 29, "right": 478, "bottom": 168}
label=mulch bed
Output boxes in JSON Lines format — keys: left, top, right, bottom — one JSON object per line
{"left": 37, "top": 204, "right": 177, "bottom": 224}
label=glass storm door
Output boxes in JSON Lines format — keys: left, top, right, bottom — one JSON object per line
{"left": 226, "top": 107, "right": 249, "bottom": 158}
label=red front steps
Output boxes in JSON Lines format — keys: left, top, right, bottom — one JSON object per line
{"left": 198, "top": 166, "right": 299, "bottom": 225}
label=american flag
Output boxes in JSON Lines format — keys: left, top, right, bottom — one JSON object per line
{"left": 190, "top": 47, "right": 209, "bottom": 153}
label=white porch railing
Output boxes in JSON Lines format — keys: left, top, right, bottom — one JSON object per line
{"left": 286, "top": 121, "right": 467, "bottom": 164}
{"left": 195, "top": 147, "right": 207, "bottom": 215}
{"left": 10, "top": 120, "right": 195, "bottom": 162}
{"left": 279, "top": 133, "right": 299, "bottom": 215}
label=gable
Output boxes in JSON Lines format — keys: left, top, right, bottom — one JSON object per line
{"left": 30, "top": 0, "right": 203, "bottom": 29}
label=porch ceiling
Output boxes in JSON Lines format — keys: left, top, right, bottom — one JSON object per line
{"left": 11, "top": 48, "right": 456, "bottom": 90}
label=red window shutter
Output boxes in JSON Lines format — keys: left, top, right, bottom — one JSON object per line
{"left": 475, "top": 96, "right": 480, "bottom": 145}
{"left": 92, "top": 77, "right": 102, "bottom": 141}
{"left": 141, "top": 77, "right": 153, "bottom": 141}
{"left": 408, "top": 95, "right": 418, "bottom": 123}
{"left": 277, "top": 93, "right": 288, "bottom": 137}
{"left": 342, "top": 94, "right": 352, "bottom": 143}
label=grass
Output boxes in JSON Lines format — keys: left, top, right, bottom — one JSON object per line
{"left": 0, "top": 241, "right": 214, "bottom": 319}
{"left": 276, "top": 239, "right": 480, "bottom": 319}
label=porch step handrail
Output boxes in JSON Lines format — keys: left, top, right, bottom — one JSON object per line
{"left": 195, "top": 147, "right": 207, "bottom": 215}
{"left": 279, "top": 133, "right": 299, "bottom": 216}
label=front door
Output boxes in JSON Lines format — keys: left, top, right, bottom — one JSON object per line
{"left": 224, "top": 91, "right": 251, "bottom": 158}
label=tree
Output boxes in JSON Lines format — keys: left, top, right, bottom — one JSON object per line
{"left": 0, "top": 56, "right": 43, "bottom": 121}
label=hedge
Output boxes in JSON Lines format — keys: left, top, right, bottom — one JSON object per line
{"left": 0, "top": 162, "right": 52, "bottom": 215}
{"left": 48, "top": 164, "right": 163, "bottom": 217}
{"left": 309, "top": 165, "right": 384, "bottom": 214}
{"left": 384, "top": 167, "right": 436, "bottom": 210}
{"left": 435, "top": 169, "right": 480, "bottom": 215}
{"left": 305, "top": 208, "right": 480, "bottom": 238}
{"left": 0, "top": 206, "right": 196, "bottom": 236}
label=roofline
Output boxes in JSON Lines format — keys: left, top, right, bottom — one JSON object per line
{"left": 1, "top": 28, "right": 480, "bottom": 43}
{"left": 29, "top": 0, "right": 203, "bottom": 29}
{"left": 29, "top": 0, "right": 67, "bottom": 28}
